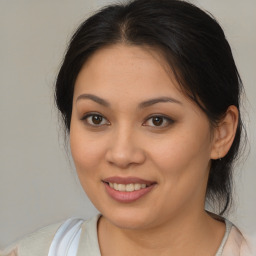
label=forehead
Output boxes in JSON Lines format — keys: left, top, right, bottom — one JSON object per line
{"left": 74, "top": 44, "right": 184, "bottom": 100}
{"left": 73, "top": 44, "right": 210, "bottom": 127}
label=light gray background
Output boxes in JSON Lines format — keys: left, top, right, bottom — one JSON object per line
{"left": 0, "top": 0, "right": 255, "bottom": 249}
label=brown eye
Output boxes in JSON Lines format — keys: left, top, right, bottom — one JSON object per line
{"left": 143, "top": 115, "right": 174, "bottom": 128}
{"left": 92, "top": 115, "right": 102, "bottom": 124}
{"left": 152, "top": 116, "right": 163, "bottom": 126}
{"left": 82, "top": 113, "right": 110, "bottom": 126}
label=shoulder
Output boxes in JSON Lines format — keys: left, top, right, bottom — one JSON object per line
{"left": 1, "top": 215, "right": 101, "bottom": 256}
{"left": 76, "top": 215, "right": 101, "bottom": 255}
{"left": 222, "top": 223, "right": 254, "bottom": 256}
{"left": 1, "top": 221, "right": 63, "bottom": 256}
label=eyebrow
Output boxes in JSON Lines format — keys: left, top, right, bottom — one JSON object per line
{"left": 138, "top": 97, "right": 182, "bottom": 108}
{"left": 76, "top": 94, "right": 110, "bottom": 107}
{"left": 76, "top": 94, "right": 182, "bottom": 108}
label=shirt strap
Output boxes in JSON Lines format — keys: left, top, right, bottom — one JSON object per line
{"left": 215, "top": 219, "right": 233, "bottom": 256}
{"left": 48, "top": 218, "right": 84, "bottom": 256}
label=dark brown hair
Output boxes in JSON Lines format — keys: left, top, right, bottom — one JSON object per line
{"left": 55, "top": 0, "right": 245, "bottom": 215}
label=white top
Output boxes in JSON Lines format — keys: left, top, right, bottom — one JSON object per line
{"left": 1, "top": 214, "right": 253, "bottom": 256}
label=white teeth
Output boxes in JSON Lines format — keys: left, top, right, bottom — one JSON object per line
{"left": 134, "top": 183, "right": 141, "bottom": 190}
{"left": 126, "top": 184, "right": 134, "bottom": 192}
{"left": 108, "top": 182, "right": 148, "bottom": 192}
{"left": 117, "top": 184, "right": 126, "bottom": 191}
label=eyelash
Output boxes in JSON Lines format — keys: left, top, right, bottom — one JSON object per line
{"left": 81, "top": 113, "right": 110, "bottom": 127}
{"left": 143, "top": 115, "right": 174, "bottom": 128}
{"left": 81, "top": 113, "right": 174, "bottom": 128}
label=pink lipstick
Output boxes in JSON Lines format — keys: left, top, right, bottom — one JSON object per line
{"left": 102, "top": 176, "right": 156, "bottom": 203}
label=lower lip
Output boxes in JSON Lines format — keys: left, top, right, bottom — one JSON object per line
{"left": 103, "top": 182, "right": 155, "bottom": 203}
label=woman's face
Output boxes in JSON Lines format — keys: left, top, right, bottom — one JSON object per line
{"left": 70, "top": 44, "right": 215, "bottom": 230}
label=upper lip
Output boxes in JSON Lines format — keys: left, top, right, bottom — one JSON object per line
{"left": 103, "top": 176, "right": 156, "bottom": 185}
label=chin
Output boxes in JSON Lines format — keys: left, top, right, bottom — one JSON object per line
{"left": 101, "top": 207, "right": 158, "bottom": 230}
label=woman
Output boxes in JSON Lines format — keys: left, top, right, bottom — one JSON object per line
{"left": 3, "top": 0, "right": 252, "bottom": 255}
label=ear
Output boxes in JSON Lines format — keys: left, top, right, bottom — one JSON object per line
{"left": 210, "top": 105, "right": 239, "bottom": 160}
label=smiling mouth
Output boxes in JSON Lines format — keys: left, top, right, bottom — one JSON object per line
{"left": 102, "top": 177, "right": 157, "bottom": 202}
{"left": 102, "top": 176, "right": 157, "bottom": 203}
{"left": 104, "top": 182, "right": 150, "bottom": 192}
{"left": 103, "top": 181, "right": 156, "bottom": 203}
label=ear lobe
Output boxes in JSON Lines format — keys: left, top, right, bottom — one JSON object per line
{"left": 211, "top": 105, "right": 239, "bottom": 160}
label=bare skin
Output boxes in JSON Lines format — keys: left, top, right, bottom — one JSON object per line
{"left": 98, "top": 212, "right": 225, "bottom": 256}
{"left": 70, "top": 44, "right": 238, "bottom": 255}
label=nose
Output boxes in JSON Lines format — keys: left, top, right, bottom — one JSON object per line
{"left": 105, "top": 127, "right": 146, "bottom": 169}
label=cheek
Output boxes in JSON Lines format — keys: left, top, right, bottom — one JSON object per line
{"left": 69, "top": 129, "right": 107, "bottom": 204}
{"left": 70, "top": 124, "right": 105, "bottom": 177}
{"left": 149, "top": 126, "right": 212, "bottom": 181}
{"left": 147, "top": 129, "right": 212, "bottom": 215}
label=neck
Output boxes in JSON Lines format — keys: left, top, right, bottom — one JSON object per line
{"left": 98, "top": 210, "right": 225, "bottom": 256}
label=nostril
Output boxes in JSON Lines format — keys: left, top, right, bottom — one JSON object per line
{"left": 105, "top": 146, "right": 146, "bottom": 168}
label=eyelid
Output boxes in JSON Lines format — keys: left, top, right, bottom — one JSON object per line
{"left": 142, "top": 114, "right": 174, "bottom": 128}
{"left": 80, "top": 112, "right": 174, "bottom": 128}
{"left": 81, "top": 112, "right": 110, "bottom": 126}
